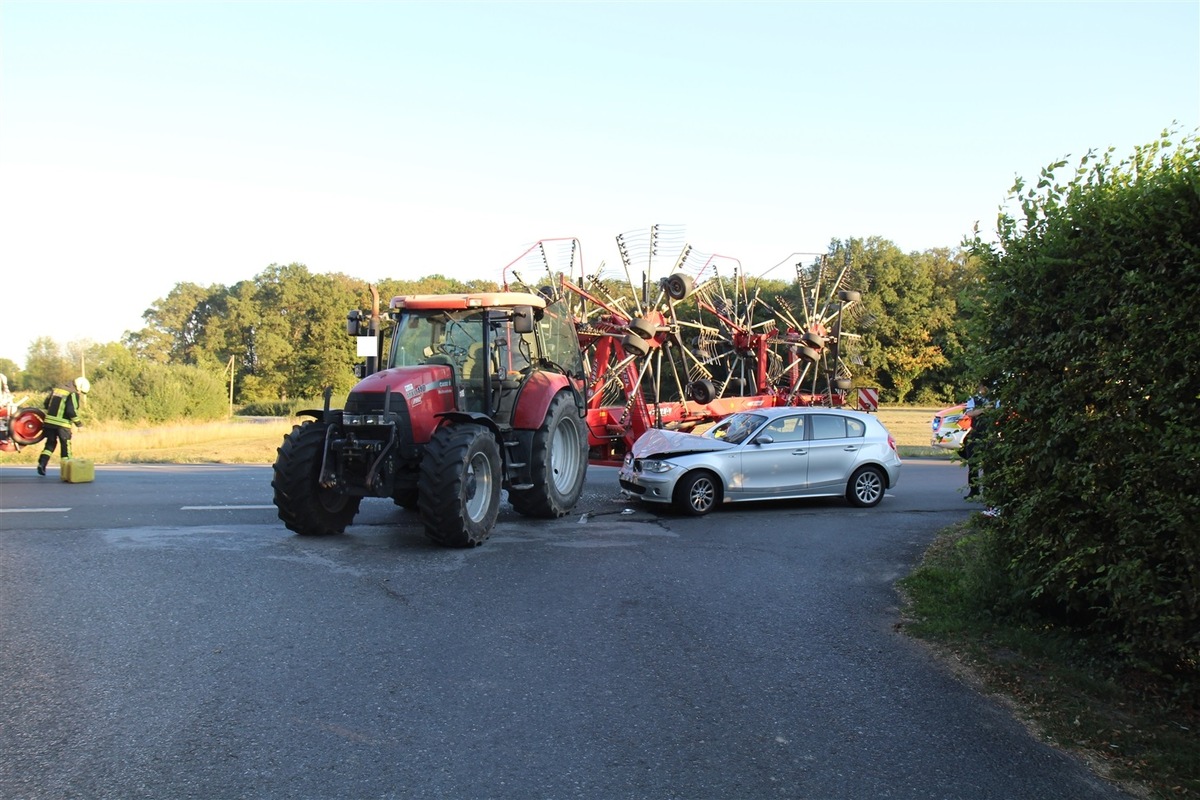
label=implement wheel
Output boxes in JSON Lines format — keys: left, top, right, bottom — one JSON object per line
{"left": 10, "top": 408, "right": 45, "bottom": 446}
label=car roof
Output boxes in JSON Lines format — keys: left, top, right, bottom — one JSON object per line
{"left": 743, "top": 406, "right": 875, "bottom": 419}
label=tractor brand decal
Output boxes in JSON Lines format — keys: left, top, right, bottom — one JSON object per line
{"left": 404, "top": 382, "right": 422, "bottom": 407}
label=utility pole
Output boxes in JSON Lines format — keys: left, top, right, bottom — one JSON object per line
{"left": 226, "top": 355, "right": 235, "bottom": 417}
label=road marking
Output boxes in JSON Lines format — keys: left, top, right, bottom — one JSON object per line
{"left": 181, "top": 505, "right": 276, "bottom": 510}
{"left": 0, "top": 508, "right": 71, "bottom": 513}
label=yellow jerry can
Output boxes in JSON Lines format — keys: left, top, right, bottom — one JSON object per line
{"left": 60, "top": 458, "right": 95, "bottom": 484}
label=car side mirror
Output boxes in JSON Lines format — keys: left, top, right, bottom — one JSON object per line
{"left": 753, "top": 434, "right": 774, "bottom": 446}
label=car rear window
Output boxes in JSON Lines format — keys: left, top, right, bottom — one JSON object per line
{"left": 811, "top": 415, "right": 867, "bottom": 440}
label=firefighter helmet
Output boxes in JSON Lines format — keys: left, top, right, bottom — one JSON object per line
{"left": 74, "top": 376, "right": 91, "bottom": 394}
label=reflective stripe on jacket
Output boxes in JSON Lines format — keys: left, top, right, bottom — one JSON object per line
{"left": 43, "top": 387, "right": 80, "bottom": 427}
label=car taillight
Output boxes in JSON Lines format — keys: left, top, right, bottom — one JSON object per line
{"left": 888, "top": 435, "right": 897, "bottom": 451}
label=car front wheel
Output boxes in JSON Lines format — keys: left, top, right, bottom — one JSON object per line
{"left": 673, "top": 471, "right": 721, "bottom": 516}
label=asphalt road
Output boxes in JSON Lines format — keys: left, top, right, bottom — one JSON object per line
{"left": 0, "top": 460, "right": 1129, "bottom": 800}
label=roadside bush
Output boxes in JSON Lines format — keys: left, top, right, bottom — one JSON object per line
{"left": 87, "top": 362, "right": 229, "bottom": 423}
{"left": 967, "top": 128, "right": 1200, "bottom": 673}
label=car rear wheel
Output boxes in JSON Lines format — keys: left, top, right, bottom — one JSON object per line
{"left": 847, "top": 465, "right": 886, "bottom": 507}
{"left": 673, "top": 470, "right": 721, "bottom": 516}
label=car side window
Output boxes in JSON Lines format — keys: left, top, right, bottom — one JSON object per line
{"left": 811, "top": 415, "right": 848, "bottom": 440}
{"left": 846, "top": 417, "right": 866, "bottom": 438}
{"left": 764, "top": 415, "right": 806, "bottom": 442}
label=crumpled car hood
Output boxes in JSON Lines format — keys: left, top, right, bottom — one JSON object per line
{"left": 631, "top": 428, "right": 736, "bottom": 459}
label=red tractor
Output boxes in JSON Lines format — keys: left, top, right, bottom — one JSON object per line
{"left": 271, "top": 290, "right": 590, "bottom": 547}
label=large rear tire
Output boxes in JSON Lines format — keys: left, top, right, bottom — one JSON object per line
{"left": 272, "top": 421, "right": 361, "bottom": 535}
{"left": 508, "top": 392, "right": 588, "bottom": 518}
{"left": 419, "top": 424, "right": 502, "bottom": 547}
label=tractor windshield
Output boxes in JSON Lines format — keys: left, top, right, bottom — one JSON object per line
{"left": 389, "top": 309, "right": 485, "bottom": 375}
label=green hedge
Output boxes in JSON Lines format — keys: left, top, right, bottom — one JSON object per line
{"left": 968, "top": 129, "right": 1200, "bottom": 672}
{"left": 85, "top": 362, "right": 228, "bottom": 423}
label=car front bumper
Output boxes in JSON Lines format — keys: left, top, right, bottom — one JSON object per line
{"left": 618, "top": 468, "right": 678, "bottom": 504}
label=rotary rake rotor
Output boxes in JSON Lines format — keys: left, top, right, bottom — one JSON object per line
{"left": 503, "top": 227, "right": 864, "bottom": 465}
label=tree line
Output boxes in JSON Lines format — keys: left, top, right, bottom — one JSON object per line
{"left": 1, "top": 240, "right": 981, "bottom": 420}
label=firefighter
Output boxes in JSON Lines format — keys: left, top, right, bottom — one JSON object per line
{"left": 0, "top": 373, "right": 13, "bottom": 413}
{"left": 37, "top": 376, "right": 89, "bottom": 476}
{"left": 961, "top": 381, "right": 998, "bottom": 498}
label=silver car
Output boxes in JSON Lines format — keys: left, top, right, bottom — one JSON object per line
{"left": 618, "top": 407, "right": 902, "bottom": 516}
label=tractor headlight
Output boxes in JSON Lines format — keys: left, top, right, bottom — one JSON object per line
{"left": 344, "top": 413, "right": 390, "bottom": 425}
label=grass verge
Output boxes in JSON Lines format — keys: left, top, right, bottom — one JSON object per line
{"left": 1, "top": 406, "right": 953, "bottom": 466}
{"left": 0, "top": 418, "right": 299, "bottom": 465}
{"left": 899, "top": 518, "right": 1199, "bottom": 799}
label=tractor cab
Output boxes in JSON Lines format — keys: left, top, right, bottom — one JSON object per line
{"left": 385, "top": 292, "right": 582, "bottom": 421}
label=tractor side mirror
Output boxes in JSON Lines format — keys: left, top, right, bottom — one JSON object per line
{"left": 512, "top": 306, "right": 535, "bottom": 334}
{"left": 347, "top": 310, "right": 363, "bottom": 336}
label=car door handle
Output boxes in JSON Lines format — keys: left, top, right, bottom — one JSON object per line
{"left": 843, "top": 446, "right": 859, "bottom": 451}
{"left": 791, "top": 449, "right": 808, "bottom": 455}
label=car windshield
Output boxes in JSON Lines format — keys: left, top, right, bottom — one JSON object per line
{"left": 705, "top": 412, "right": 766, "bottom": 445}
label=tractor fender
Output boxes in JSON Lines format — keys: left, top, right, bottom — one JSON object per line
{"left": 510, "top": 371, "right": 576, "bottom": 430}
{"left": 436, "top": 410, "right": 503, "bottom": 439}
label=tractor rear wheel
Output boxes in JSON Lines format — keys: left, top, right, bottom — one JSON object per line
{"left": 272, "top": 421, "right": 361, "bottom": 535}
{"left": 508, "top": 392, "right": 588, "bottom": 518}
{"left": 419, "top": 423, "right": 502, "bottom": 547}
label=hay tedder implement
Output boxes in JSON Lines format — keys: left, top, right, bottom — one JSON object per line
{"left": 502, "top": 225, "right": 866, "bottom": 466}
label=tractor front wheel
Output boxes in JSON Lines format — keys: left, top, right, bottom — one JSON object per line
{"left": 419, "top": 423, "right": 502, "bottom": 547}
{"left": 272, "top": 421, "right": 361, "bottom": 535}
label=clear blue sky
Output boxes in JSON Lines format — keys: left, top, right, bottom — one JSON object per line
{"left": 2, "top": 0, "right": 1197, "bottom": 369}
